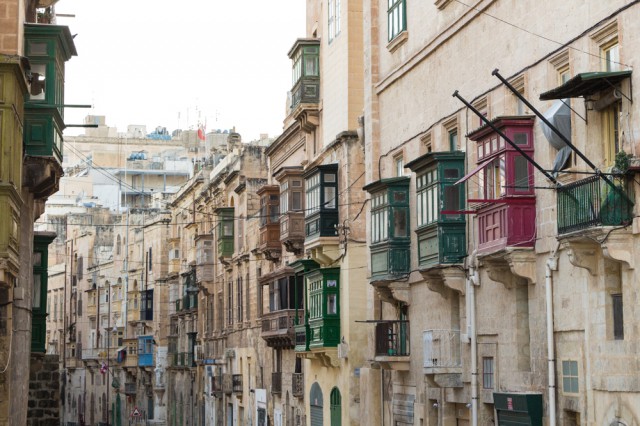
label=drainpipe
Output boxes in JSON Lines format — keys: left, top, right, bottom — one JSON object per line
{"left": 469, "top": 252, "right": 479, "bottom": 426}
{"left": 546, "top": 256, "right": 558, "bottom": 426}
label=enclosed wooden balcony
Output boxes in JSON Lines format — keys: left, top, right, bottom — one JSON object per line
{"left": 476, "top": 198, "right": 536, "bottom": 253}
{"left": 557, "top": 174, "right": 633, "bottom": 235}
{"left": 261, "top": 309, "right": 303, "bottom": 348}
{"left": 374, "top": 321, "right": 410, "bottom": 371}
{"left": 124, "top": 382, "right": 136, "bottom": 395}
{"left": 257, "top": 185, "right": 281, "bottom": 260}
{"left": 288, "top": 39, "right": 320, "bottom": 132}
{"left": 280, "top": 211, "right": 305, "bottom": 254}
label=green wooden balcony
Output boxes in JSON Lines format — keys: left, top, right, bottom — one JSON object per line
{"left": 215, "top": 207, "right": 234, "bottom": 258}
{"left": 289, "top": 39, "right": 320, "bottom": 110}
{"left": 557, "top": 175, "right": 633, "bottom": 235}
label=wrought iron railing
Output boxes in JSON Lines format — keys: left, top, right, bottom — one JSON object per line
{"left": 232, "top": 374, "right": 243, "bottom": 393}
{"left": 423, "top": 329, "right": 461, "bottom": 368}
{"left": 292, "top": 373, "right": 304, "bottom": 398}
{"left": 557, "top": 175, "right": 633, "bottom": 234}
{"left": 374, "top": 321, "right": 410, "bottom": 357}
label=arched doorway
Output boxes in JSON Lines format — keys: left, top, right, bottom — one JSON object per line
{"left": 330, "top": 387, "right": 342, "bottom": 426}
{"left": 310, "top": 382, "right": 323, "bottom": 426}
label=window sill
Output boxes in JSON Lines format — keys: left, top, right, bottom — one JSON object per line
{"left": 387, "top": 31, "right": 408, "bottom": 53}
{"left": 434, "top": 0, "right": 452, "bottom": 9}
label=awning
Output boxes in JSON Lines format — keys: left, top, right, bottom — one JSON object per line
{"left": 455, "top": 158, "right": 493, "bottom": 186}
{"left": 539, "top": 70, "right": 632, "bottom": 100}
{"left": 539, "top": 99, "right": 573, "bottom": 176}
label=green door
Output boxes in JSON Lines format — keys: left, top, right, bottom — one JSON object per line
{"left": 330, "top": 387, "right": 341, "bottom": 426}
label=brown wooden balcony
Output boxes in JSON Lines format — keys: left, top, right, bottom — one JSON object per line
{"left": 261, "top": 309, "right": 302, "bottom": 349}
{"left": 292, "top": 373, "right": 304, "bottom": 398}
{"left": 212, "top": 375, "right": 223, "bottom": 397}
{"left": 280, "top": 211, "right": 305, "bottom": 255}
{"left": 271, "top": 372, "right": 282, "bottom": 394}
{"left": 257, "top": 185, "right": 281, "bottom": 260}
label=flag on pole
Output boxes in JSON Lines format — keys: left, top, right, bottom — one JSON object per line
{"left": 100, "top": 362, "right": 108, "bottom": 375}
{"left": 197, "top": 122, "right": 206, "bottom": 141}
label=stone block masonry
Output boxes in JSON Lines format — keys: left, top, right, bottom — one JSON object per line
{"left": 27, "top": 354, "right": 60, "bottom": 426}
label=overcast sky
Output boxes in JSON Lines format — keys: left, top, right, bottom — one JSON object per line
{"left": 56, "top": 0, "right": 306, "bottom": 142}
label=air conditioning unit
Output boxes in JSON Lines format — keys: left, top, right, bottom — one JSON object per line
{"left": 225, "top": 349, "right": 236, "bottom": 359}
{"left": 194, "top": 345, "right": 203, "bottom": 362}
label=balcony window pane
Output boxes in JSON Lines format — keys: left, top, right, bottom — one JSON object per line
{"left": 292, "top": 191, "right": 302, "bottom": 210}
{"left": 327, "top": 294, "right": 337, "bottom": 315}
{"left": 393, "top": 208, "right": 407, "bottom": 237}
{"left": 514, "top": 155, "right": 529, "bottom": 192}
{"left": 324, "top": 187, "right": 336, "bottom": 209}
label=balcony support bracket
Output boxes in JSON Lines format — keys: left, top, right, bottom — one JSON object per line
{"left": 481, "top": 248, "right": 536, "bottom": 288}
{"left": 560, "top": 239, "right": 599, "bottom": 276}
{"left": 421, "top": 267, "right": 466, "bottom": 296}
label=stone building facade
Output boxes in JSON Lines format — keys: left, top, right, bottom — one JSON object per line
{"left": 358, "top": 0, "right": 640, "bottom": 425}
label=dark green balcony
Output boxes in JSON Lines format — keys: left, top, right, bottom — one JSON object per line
{"left": 406, "top": 152, "right": 466, "bottom": 269}
{"left": 215, "top": 207, "right": 234, "bottom": 258}
{"left": 288, "top": 39, "right": 320, "bottom": 110}
{"left": 31, "top": 232, "right": 56, "bottom": 353}
{"left": 23, "top": 24, "right": 76, "bottom": 198}
{"left": 364, "top": 177, "right": 411, "bottom": 281}
{"left": 306, "top": 267, "right": 340, "bottom": 350}
{"left": 557, "top": 175, "right": 633, "bottom": 235}
{"left": 304, "top": 164, "right": 339, "bottom": 240}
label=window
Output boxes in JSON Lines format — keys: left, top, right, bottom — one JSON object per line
{"left": 227, "top": 280, "right": 234, "bottom": 325}
{"left": 237, "top": 276, "right": 243, "bottom": 323}
{"left": 416, "top": 170, "right": 439, "bottom": 227}
{"left": 328, "top": 0, "right": 341, "bottom": 43}
{"left": 612, "top": 293, "right": 623, "bottom": 340}
{"left": 394, "top": 154, "right": 404, "bottom": 177}
{"left": 602, "top": 40, "right": 620, "bottom": 72}
{"left": 371, "top": 192, "right": 389, "bottom": 243}
{"left": 562, "top": 360, "right": 579, "bottom": 393}
{"left": 448, "top": 130, "right": 458, "bottom": 151}
{"left": 603, "top": 101, "right": 621, "bottom": 166}
{"left": 306, "top": 173, "right": 321, "bottom": 216}
{"left": 148, "top": 247, "right": 153, "bottom": 272}
{"left": 482, "top": 357, "right": 494, "bottom": 389}
{"left": 388, "top": 0, "right": 406, "bottom": 41}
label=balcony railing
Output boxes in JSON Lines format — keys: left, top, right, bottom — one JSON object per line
{"left": 170, "top": 352, "right": 194, "bottom": 368}
{"left": 212, "top": 376, "right": 223, "bottom": 396}
{"left": 557, "top": 175, "right": 633, "bottom": 235}
{"left": 271, "top": 372, "right": 282, "bottom": 394}
{"left": 423, "top": 329, "right": 461, "bottom": 369}
{"left": 261, "top": 310, "right": 303, "bottom": 348}
{"left": 294, "top": 325, "right": 308, "bottom": 352}
{"left": 374, "top": 321, "right": 410, "bottom": 357}
{"left": 232, "top": 374, "right": 243, "bottom": 393}
{"left": 124, "top": 382, "right": 136, "bottom": 395}
{"left": 292, "top": 373, "right": 304, "bottom": 398}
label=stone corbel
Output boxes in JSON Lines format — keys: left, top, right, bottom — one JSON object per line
{"left": 440, "top": 268, "right": 466, "bottom": 295}
{"left": 485, "top": 260, "right": 515, "bottom": 289}
{"left": 421, "top": 270, "right": 449, "bottom": 298}
{"left": 319, "top": 349, "right": 340, "bottom": 368}
{"left": 601, "top": 233, "right": 634, "bottom": 269}
{"left": 560, "top": 240, "right": 599, "bottom": 276}
{"left": 389, "top": 282, "right": 411, "bottom": 305}
{"left": 504, "top": 249, "right": 537, "bottom": 285}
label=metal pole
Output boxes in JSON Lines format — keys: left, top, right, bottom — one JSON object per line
{"left": 491, "top": 69, "right": 622, "bottom": 194}
{"left": 452, "top": 90, "right": 559, "bottom": 185}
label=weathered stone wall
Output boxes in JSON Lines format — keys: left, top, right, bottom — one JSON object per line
{"left": 27, "top": 354, "right": 60, "bottom": 426}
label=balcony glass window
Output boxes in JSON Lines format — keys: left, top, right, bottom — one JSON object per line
{"left": 417, "top": 170, "right": 438, "bottom": 227}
